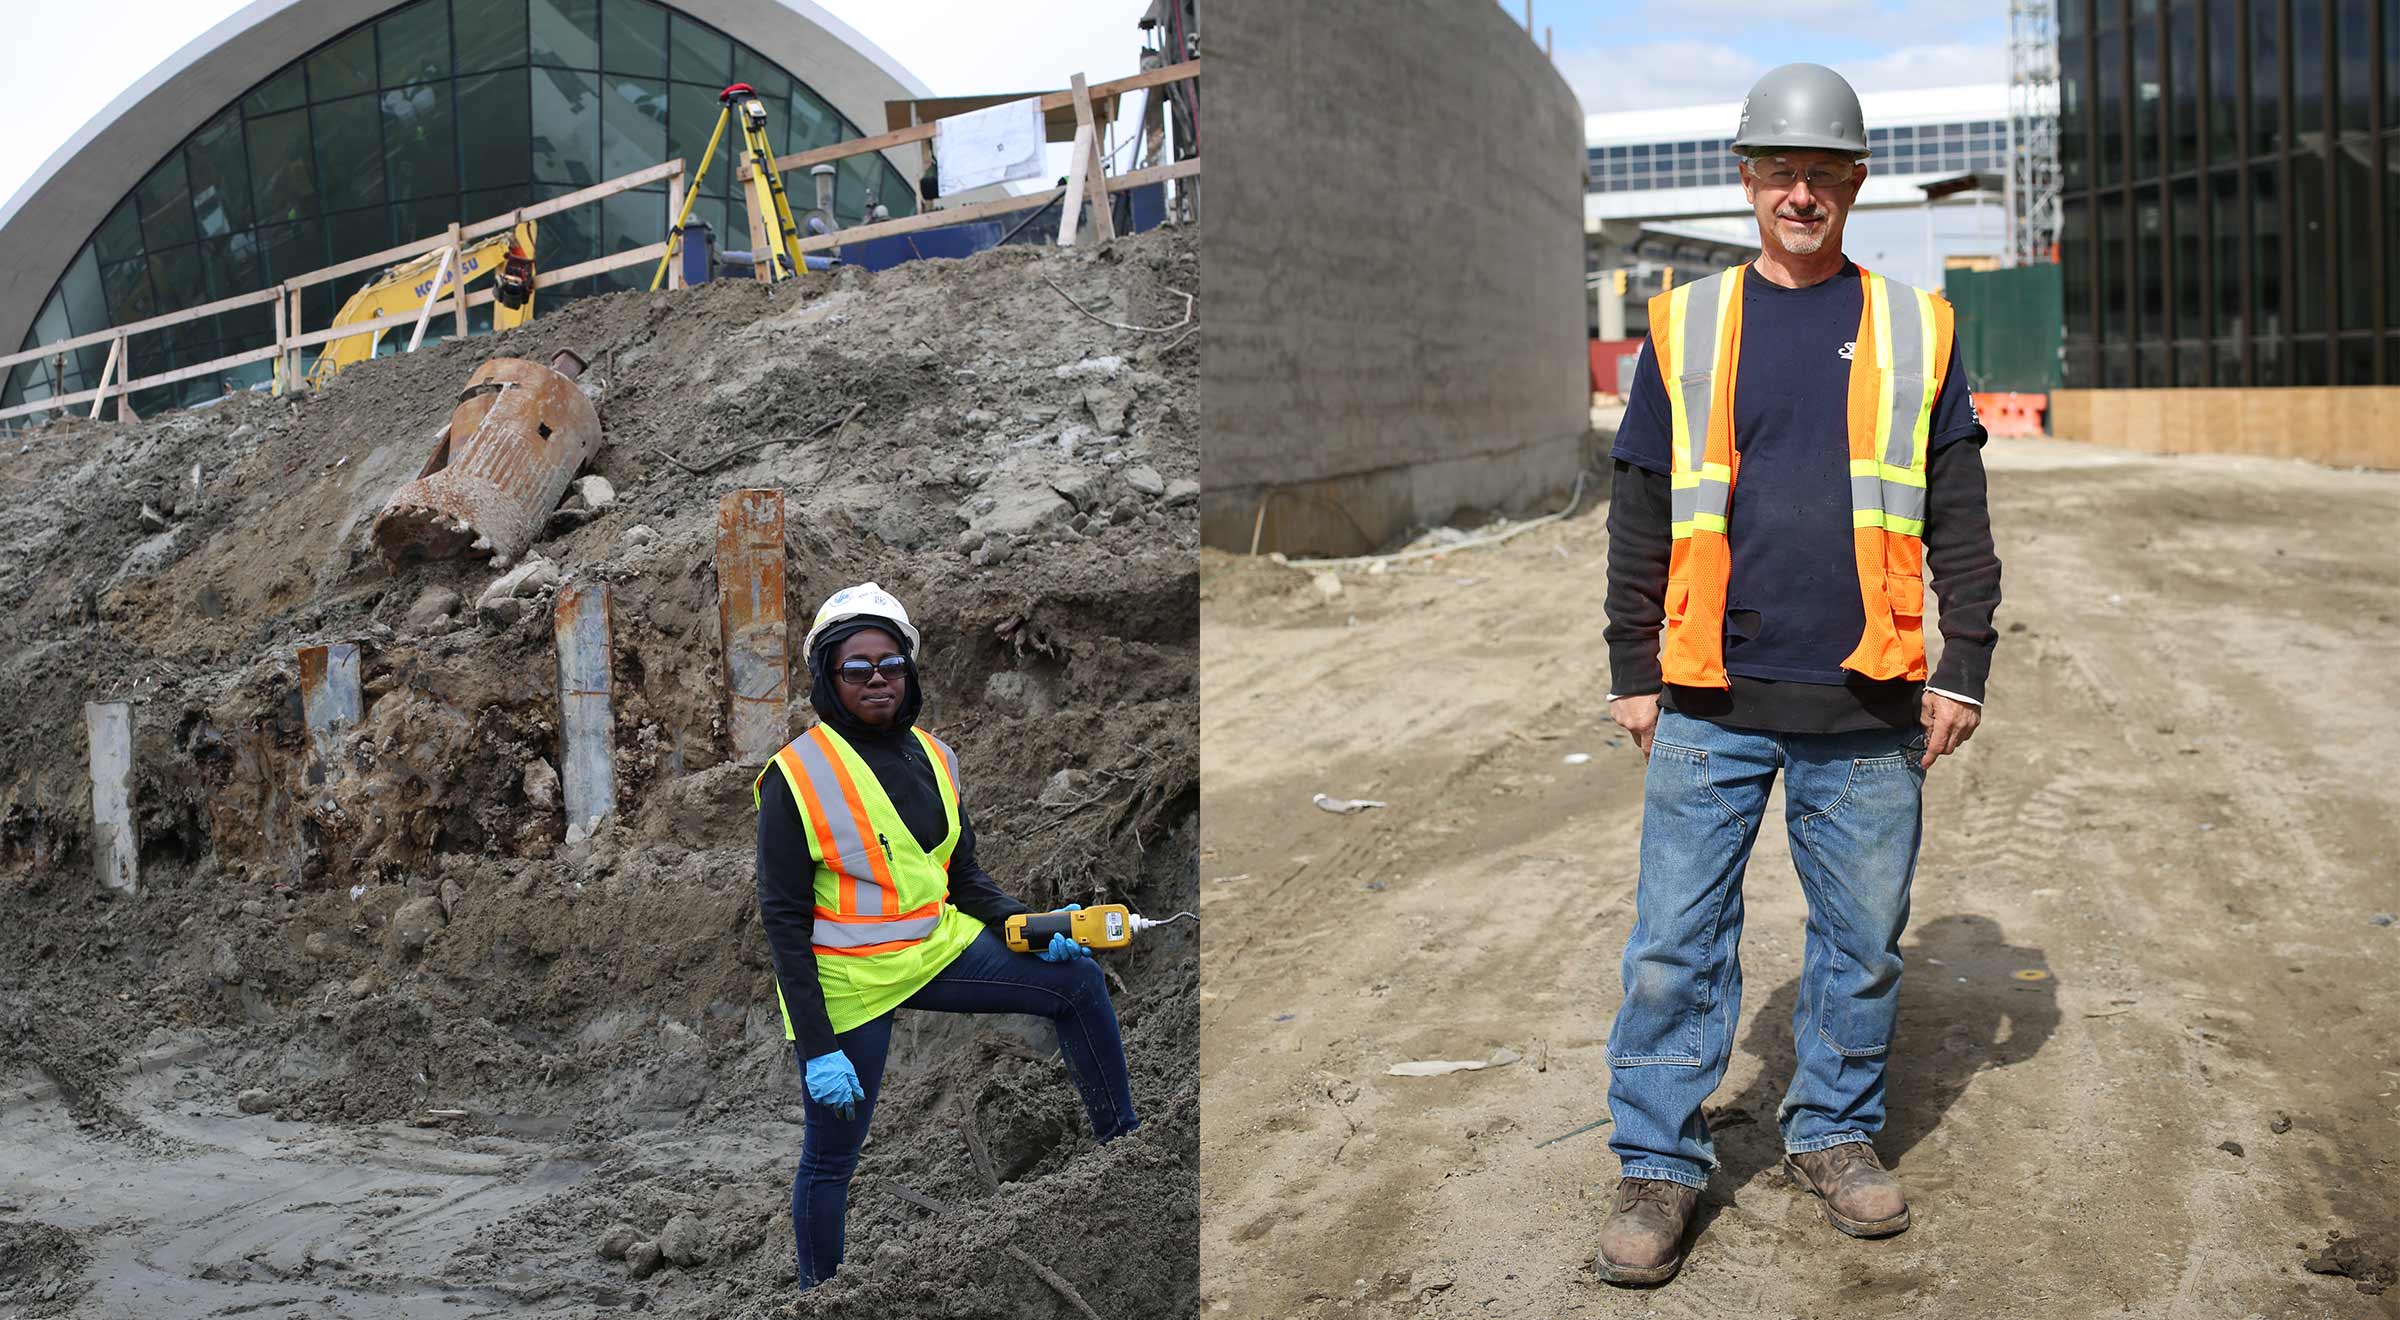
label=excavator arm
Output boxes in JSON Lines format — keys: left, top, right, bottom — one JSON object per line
{"left": 303, "top": 221, "right": 538, "bottom": 388}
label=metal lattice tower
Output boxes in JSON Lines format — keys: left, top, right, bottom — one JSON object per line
{"left": 2007, "top": 0, "right": 2063, "bottom": 264}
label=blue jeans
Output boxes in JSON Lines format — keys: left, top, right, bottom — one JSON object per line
{"left": 1606, "top": 709, "right": 1927, "bottom": 1189}
{"left": 791, "top": 930, "right": 1139, "bottom": 1288}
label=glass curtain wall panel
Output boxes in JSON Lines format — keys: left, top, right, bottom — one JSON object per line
{"left": 7, "top": 0, "right": 917, "bottom": 413}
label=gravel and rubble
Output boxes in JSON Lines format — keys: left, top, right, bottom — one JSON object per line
{"left": 0, "top": 227, "right": 1199, "bottom": 1318}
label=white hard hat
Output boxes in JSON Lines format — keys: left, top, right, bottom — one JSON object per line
{"left": 803, "top": 582, "right": 922, "bottom": 667}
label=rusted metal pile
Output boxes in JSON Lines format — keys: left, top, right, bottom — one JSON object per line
{"left": 371, "top": 349, "right": 600, "bottom": 568}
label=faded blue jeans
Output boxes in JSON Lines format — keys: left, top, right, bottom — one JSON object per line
{"left": 791, "top": 930, "right": 1139, "bottom": 1289}
{"left": 1606, "top": 709, "right": 1927, "bottom": 1189}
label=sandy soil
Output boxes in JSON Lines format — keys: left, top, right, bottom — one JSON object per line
{"left": 0, "top": 229, "right": 1199, "bottom": 1317}
{"left": 1197, "top": 437, "right": 2400, "bottom": 1319}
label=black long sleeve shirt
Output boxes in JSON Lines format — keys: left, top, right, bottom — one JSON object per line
{"left": 755, "top": 731, "right": 1034, "bottom": 1058}
{"left": 1603, "top": 438, "right": 2003, "bottom": 731}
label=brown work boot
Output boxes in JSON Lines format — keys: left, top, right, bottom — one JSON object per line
{"left": 1593, "top": 1176, "right": 1700, "bottom": 1285}
{"left": 1784, "top": 1142, "right": 1910, "bottom": 1237}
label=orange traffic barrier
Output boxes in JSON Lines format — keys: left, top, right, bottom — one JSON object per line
{"left": 1974, "top": 391, "right": 2048, "bottom": 437}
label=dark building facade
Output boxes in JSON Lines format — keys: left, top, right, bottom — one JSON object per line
{"left": 2062, "top": 0, "right": 2398, "bottom": 388}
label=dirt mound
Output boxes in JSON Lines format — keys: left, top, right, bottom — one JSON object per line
{"left": 0, "top": 228, "right": 1198, "bottom": 1316}
{"left": 0, "top": 1219, "right": 89, "bottom": 1316}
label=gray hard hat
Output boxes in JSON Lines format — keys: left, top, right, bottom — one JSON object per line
{"left": 1732, "top": 63, "right": 1870, "bottom": 158}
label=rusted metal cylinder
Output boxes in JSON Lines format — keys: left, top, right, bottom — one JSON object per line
{"left": 371, "top": 351, "right": 600, "bottom": 568}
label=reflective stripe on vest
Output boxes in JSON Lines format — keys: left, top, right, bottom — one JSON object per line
{"left": 1649, "top": 264, "right": 1953, "bottom": 687}
{"left": 751, "top": 723, "right": 961, "bottom": 957}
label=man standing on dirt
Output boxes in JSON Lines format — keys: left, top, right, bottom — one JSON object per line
{"left": 1593, "top": 63, "right": 2003, "bottom": 1285}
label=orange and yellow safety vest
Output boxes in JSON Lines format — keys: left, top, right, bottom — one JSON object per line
{"left": 1648, "top": 263, "right": 1954, "bottom": 688}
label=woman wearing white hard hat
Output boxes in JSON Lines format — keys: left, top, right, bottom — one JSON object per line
{"left": 751, "top": 582, "right": 1138, "bottom": 1290}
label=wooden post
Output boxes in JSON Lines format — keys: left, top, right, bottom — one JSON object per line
{"left": 271, "top": 294, "right": 286, "bottom": 395}
{"left": 406, "top": 246, "right": 455, "bottom": 353}
{"left": 446, "top": 222, "right": 467, "bottom": 340}
{"left": 1070, "top": 73, "right": 1116, "bottom": 244}
{"left": 87, "top": 336, "right": 124, "bottom": 420}
{"left": 286, "top": 285, "right": 303, "bottom": 389}
{"left": 742, "top": 161, "right": 772, "bottom": 281}
{"left": 665, "top": 163, "right": 686, "bottom": 290}
{"left": 1057, "top": 124, "right": 1093, "bottom": 247}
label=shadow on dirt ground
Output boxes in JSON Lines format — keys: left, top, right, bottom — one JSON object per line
{"left": 1694, "top": 913, "right": 2062, "bottom": 1231}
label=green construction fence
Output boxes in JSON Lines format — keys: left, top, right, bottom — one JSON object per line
{"left": 1943, "top": 263, "right": 2064, "bottom": 393}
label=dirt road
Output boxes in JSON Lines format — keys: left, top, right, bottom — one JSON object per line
{"left": 1198, "top": 437, "right": 2400, "bottom": 1318}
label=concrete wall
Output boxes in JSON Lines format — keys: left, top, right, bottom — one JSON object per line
{"left": 1201, "top": 0, "right": 1590, "bottom": 555}
{"left": 0, "top": 0, "right": 930, "bottom": 361}
{"left": 2051, "top": 388, "right": 2400, "bottom": 469}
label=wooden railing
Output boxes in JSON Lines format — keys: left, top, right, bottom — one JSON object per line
{"left": 742, "top": 60, "right": 1202, "bottom": 258}
{"left": 0, "top": 159, "right": 688, "bottom": 425}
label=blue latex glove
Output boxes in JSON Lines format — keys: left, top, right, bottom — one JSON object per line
{"left": 1039, "top": 903, "right": 1092, "bottom": 962}
{"left": 804, "top": 1050, "right": 865, "bottom": 1118}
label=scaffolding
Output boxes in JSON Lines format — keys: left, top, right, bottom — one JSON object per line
{"left": 2006, "top": 0, "right": 2063, "bottom": 265}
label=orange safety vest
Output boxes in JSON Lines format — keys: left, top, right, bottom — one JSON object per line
{"left": 752, "top": 723, "right": 984, "bottom": 1036}
{"left": 1648, "top": 263, "right": 1953, "bottom": 688}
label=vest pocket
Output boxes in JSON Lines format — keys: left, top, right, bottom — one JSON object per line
{"left": 1665, "top": 578, "right": 1691, "bottom": 624}
{"left": 1884, "top": 573, "right": 1924, "bottom": 622}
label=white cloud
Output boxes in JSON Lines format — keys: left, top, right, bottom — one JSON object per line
{"left": 1556, "top": 35, "right": 2008, "bottom": 119}
{"left": 815, "top": 0, "right": 1160, "bottom": 186}
{"left": 1557, "top": 41, "right": 1764, "bottom": 114}
{"left": 1630, "top": 0, "right": 2004, "bottom": 48}
{"left": 1844, "top": 42, "right": 2011, "bottom": 94}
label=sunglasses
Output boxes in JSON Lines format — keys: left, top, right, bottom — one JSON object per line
{"left": 835, "top": 656, "right": 910, "bottom": 686}
{"left": 1746, "top": 155, "right": 1860, "bottom": 190}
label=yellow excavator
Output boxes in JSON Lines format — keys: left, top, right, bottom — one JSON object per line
{"left": 301, "top": 220, "right": 539, "bottom": 389}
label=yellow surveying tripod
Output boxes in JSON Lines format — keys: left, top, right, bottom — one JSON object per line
{"left": 651, "top": 83, "right": 804, "bottom": 290}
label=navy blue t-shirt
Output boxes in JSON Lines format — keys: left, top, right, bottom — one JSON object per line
{"left": 1611, "top": 264, "right": 1983, "bottom": 686}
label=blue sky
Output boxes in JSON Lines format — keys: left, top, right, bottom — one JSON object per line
{"left": 1527, "top": 0, "right": 2011, "bottom": 113}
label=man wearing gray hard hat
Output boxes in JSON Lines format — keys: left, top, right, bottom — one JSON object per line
{"left": 1593, "top": 63, "right": 2004, "bottom": 1284}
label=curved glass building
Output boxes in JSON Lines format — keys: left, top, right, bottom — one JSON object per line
{"left": 0, "top": 0, "right": 924, "bottom": 417}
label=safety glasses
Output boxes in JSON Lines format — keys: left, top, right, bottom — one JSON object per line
{"left": 835, "top": 656, "right": 910, "bottom": 685}
{"left": 1746, "top": 155, "right": 1860, "bottom": 190}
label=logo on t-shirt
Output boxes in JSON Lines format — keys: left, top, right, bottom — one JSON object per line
{"left": 1838, "top": 341, "right": 1856, "bottom": 360}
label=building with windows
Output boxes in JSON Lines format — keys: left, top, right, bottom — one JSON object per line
{"left": 0, "top": 0, "right": 929, "bottom": 418}
{"left": 1580, "top": 85, "right": 2024, "bottom": 344}
{"left": 2058, "top": 0, "right": 2395, "bottom": 389}
{"left": 1585, "top": 85, "right": 2016, "bottom": 226}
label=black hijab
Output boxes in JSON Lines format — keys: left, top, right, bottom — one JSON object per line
{"left": 808, "top": 618, "right": 923, "bottom": 742}
{"left": 806, "top": 616, "right": 957, "bottom": 853}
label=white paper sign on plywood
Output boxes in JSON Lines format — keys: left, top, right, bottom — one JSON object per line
{"left": 936, "top": 96, "right": 1046, "bottom": 197}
